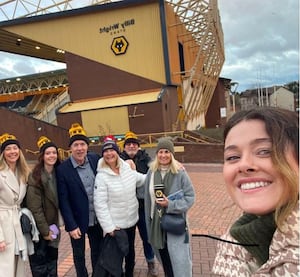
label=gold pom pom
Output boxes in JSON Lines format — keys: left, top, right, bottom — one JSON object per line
{"left": 0, "top": 133, "right": 17, "bottom": 145}
{"left": 124, "top": 131, "right": 138, "bottom": 140}
{"left": 37, "top": 136, "right": 51, "bottom": 150}
{"left": 69, "top": 123, "right": 87, "bottom": 138}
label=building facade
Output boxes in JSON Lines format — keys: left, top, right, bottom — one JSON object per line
{"left": 0, "top": 0, "right": 225, "bottom": 140}
{"left": 239, "top": 86, "right": 295, "bottom": 111}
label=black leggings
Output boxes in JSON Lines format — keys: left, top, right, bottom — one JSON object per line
{"left": 159, "top": 246, "right": 174, "bottom": 277}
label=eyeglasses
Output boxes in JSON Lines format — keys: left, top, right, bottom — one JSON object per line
{"left": 126, "top": 143, "right": 138, "bottom": 146}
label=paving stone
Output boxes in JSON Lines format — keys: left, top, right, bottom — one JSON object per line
{"left": 25, "top": 163, "right": 242, "bottom": 276}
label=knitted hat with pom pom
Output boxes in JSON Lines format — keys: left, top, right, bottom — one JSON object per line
{"left": 101, "top": 135, "right": 120, "bottom": 156}
{"left": 37, "top": 136, "right": 57, "bottom": 153}
{"left": 68, "top": 123, "right": 89, "bottom": 147}
{"left": 0, "top": 133, "right": 20, "bottom": 153}
{"left": 124, "top": 131, "right": 140, "bottom": 146}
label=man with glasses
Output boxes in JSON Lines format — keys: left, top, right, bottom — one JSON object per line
{"left": 120, "top": 131, "right": 158, "bottom": 276}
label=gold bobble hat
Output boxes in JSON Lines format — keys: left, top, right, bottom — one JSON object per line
{"left": 37, "top": 136, "right": 57, "bottom": 153}
{"left": 0, "top": 133, "right": 20, "bottom": 153}
{"left": 68, "top": 123, "right": 90, "bottom": 146}
{"left": 124, "top": 131, "right": 140, "bottom": 146}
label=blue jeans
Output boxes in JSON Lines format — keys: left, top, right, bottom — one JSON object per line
{"left": 70, "top": 224, "right": 103, "bottom": 277}
{"left": 137, "top": 199, "right": 155, "bottom": 262}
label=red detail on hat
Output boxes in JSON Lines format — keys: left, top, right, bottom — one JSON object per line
{"left": 103, "top": 135, "right": 116, "bottom": 142}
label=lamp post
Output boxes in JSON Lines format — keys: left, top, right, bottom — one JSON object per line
{"left": 230, "top": 81, "right": 239, "bottom": 113}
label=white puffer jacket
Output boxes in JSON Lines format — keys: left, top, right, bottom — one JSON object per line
{"left": 94, "top": 158, "right": 146, "bottom": 234}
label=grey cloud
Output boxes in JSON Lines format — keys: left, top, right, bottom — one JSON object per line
{"left": 12, "top": 60, "right": 36, "bottom": 76}
{"left": 0, "top": 0, "right": 298, "bottom": 93}
{"left": 218, "top": 0, "right": 299, "bottom": 91}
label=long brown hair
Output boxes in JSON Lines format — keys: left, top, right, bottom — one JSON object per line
{"left": 224, "top": 107, "right": 299, "bottom": 228}
{"left": 31, "top": 148, "right": 61, "bottom": 187}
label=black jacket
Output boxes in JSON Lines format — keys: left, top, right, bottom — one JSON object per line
{"left": 120, "top": 149, "right": 151, "bottom": 201}
{"left": 119, "top": 149, "right": 151, "bottom": 174}
{"left": 93, "top": 230, "right": 129, "bottom": 277}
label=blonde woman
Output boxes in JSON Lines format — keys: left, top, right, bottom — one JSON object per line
{"left": 94, "top": 136, "right": 146, "bottom": 277}
{"left": 144, "top": 137, "right": 195, "bottom": 277}
{"left": 0, "top": 133, "right": 30, "bottom": 277}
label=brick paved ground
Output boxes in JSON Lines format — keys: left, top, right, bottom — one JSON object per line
{"left": 25, "top": 163, "right": 242, "bottom": 276}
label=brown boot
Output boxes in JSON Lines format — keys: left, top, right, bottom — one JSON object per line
{"left": 147, "top": 261, "right": 158, "bottom": 276}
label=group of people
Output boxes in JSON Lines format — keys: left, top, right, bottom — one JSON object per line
{"left": 0, "top": 106, "right": 298, "bottom": 277}
{"left": 0, "top": 121, "right": 196, "bottom": 277}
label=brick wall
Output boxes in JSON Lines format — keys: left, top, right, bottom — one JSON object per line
{"left": 174, "top": 143, "right": 224, "bottom": 163}
{"left": 90, "top": 142, "right": 224, "bottom": 164}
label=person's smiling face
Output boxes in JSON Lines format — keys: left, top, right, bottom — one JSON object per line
{"left": 223, "top": 119, "right": 296, "bottom": 215}
{"left": 43, "top": 146, "right": 58, "bottom": 167}
{"left": 124, "top": 142, "right": 139, "bottom": 158}
{"left": 70, "top": 140, "right": 88, "bottom": 165}
{"left": 157, "top": 149, "right": 172, "bottom": 166}
{"left": 103, "top": 149, "right": 118, "bottom": 167}
{"left": 3, "top": 144, "right": 20, "bottom": 166}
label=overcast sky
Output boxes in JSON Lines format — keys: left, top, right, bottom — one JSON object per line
{"left": 0, "top": 0, "right": 299, "bottom": 92}
{"left": 218, "top": 0, "right": 299, "bottom": 91}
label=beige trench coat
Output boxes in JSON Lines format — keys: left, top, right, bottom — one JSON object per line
{"left": 0, "top": 164, "right": 27, "bottom": 277}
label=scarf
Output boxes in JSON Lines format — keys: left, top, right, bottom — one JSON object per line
{"left": 230, "top": 212, "right": 277, "bottom": 266}
{"left": 150, "top": 169, "right": 174, "bottom": 249}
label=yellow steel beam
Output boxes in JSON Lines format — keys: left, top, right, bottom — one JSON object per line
{"left": 0, "top": 86, "right": 68, "bottom": 103}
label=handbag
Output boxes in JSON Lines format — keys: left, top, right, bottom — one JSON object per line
{"left": 160, "top": 213, "right": 186, "bottom": 235}
{"left": 20, "top": 213, "right": 32, "bottom": 234}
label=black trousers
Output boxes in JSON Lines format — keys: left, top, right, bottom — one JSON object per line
{"left": 136, "top": 200, "right": 155, "bottom": 262}
{"left": 70, "top": 224, "right": 103, "bottom": 277}
{"left": 29, "top": 238, "right": 58, "bottom": 277}
{"left": 123, "top": 225, "right": 136, "bottom": 277}
{"left": 159, "top": 246, "right": 174, "bottom": 277}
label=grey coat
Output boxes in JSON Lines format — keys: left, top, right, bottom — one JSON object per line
{"left": 144, "top": 168, "right": 195, "bottom": 277}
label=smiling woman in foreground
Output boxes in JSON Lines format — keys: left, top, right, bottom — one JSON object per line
{"left": 213, "top": 107, "right": 299, "bottom": 276}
